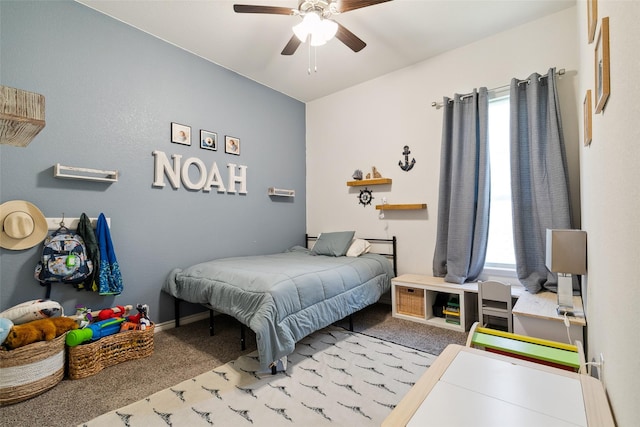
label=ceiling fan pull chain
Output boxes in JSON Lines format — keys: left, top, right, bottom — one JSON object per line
{"left": 314, "top": 46, "right": 318, "bottom": 73}
{"left": 307, "top": 39, "right": 312, "bottom": 75}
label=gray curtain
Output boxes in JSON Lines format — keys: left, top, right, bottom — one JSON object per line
{"left": 510, "top": 68, "right": 572, "bottom": 293}
{"left": 433, "top": 88, "right": 490, "bottom": 284}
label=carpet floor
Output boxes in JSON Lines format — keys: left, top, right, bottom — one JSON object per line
{"left": 0, "top": 303, "right": 467, "bottom": 426}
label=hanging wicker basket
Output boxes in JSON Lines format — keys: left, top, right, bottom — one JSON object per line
{"left": 67, "top": 324, "right": 154, "bottom": 380}
{"left": 0, "top": 333, "right": 66, "bottom": 406}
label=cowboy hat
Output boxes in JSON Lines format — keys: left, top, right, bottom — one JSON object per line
{"left": 0, "top": 200, "right": 48, "bottom": 250}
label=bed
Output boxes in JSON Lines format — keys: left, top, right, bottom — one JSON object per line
{"left": 162, "top": 232, "right": 397, "bottom": 371}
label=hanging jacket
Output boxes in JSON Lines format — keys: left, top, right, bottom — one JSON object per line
{"left": 95, "top": 213, "right": 123, "bottom": 295}
{"left": 76, "top": 213, "right": 100, "bottom": 291}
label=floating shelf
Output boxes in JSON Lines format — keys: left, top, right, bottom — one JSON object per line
{"left": 268, "top": 187, "right": 295, "bottom": 197}
{"left": 346, "top": 178, "right": 392, "bottom": 187}
{"left": 375, "top": 204, "right": 427, "bottom": 210}
{"left": 54, "top": 163, "right": 118, "bottom": 182}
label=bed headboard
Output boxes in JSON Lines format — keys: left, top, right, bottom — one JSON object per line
{"left": 305, "top": 234, "right": 397, "bottom": 276}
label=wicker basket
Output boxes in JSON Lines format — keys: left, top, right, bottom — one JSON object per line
{"left": 0, "top": 333, "right": 66, "bottom": 406}
{"left": 67, "top": 324, "right": 154, "bottom": 380}
{"left": 396, "top": 285, "right": 425, "bottom": 318}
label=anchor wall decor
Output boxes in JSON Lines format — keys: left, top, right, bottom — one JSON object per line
{"left": 398, "top": 145, "right": 416, "bottom": 172}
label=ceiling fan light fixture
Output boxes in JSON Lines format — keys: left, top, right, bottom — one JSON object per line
{"left": 292, "top": 22, "right": 309, "bottom": 42}
{"left": 321, "top": 18, "right": 338, "bottom": 40}
{"left": 293, "top": 12, "right": 319, "bottom": 42}
{"left": 310, "top": 32, "right": 327, "bottom": 47}
{"left": 293, "top": 12, "right": 336, "bottom": 45}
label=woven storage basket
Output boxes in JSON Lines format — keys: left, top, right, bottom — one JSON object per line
{"left": 67, "top": 324, "right": 154, "bottom": 380}
{"left": 0, "top": 332, "right": 66, "bottom": 406}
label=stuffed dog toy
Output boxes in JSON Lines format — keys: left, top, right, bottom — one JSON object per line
{"left": 3, "top": 316, "right": 78, "bottom": 350}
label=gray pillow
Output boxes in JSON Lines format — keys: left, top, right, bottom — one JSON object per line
{"left": 311, "top": 231, "right": 355, "bottom": 257}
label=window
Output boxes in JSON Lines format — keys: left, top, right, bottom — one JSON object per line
{"left": 485, "top": 94, "right": 516, "bottom": 270}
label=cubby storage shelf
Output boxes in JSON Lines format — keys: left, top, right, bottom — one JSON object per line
{"left": 375, "top": 204, "right": 427, "bottom": 210}
{"left": 346, "top": 178, "right": 392, "bottom": 186}
{"left": 391, "top": 274, "right": 478, "bottom": 332}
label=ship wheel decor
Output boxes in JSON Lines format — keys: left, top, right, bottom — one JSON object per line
{"left": 358, "top": 188, "right": 374, "bottom": 207}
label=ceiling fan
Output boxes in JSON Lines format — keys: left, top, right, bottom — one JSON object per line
{"left": 233, "top": 0, "right": 392, "bottom": 55}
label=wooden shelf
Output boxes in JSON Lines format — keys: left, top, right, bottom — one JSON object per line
{"left": 346, "top": 178, "right": 392, "bottom": 186}
{"left": 375, "top": 203, "right": 427, "bottom": 210}
{"left": 1, "top": 85, "right": 46, "bottom": 147}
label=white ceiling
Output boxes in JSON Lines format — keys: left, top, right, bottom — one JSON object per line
{"left": 77, "top": 0, "right": 575, "bottom": 103}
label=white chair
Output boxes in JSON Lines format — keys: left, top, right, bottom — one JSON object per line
{"left": 477, "top": 280, "right": 513, "bottom": 332}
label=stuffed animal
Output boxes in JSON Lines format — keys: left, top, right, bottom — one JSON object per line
{"left": 127, "top": 304, "right": 150, "bottom": 328}
{"left": 0, "top": 317, "right": 14, "bottom": 345}
{"left": 3, "top": 316, "right": 78, "bottom": 350}
{"left": 0, "top": 299, "right": 63, "bottom": 325}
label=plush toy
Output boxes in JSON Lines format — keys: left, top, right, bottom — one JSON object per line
{"left": 70, "top": 305, "right": 92, "bottom": 328}
{"left": 0, "top": 299, "right": 63, "bottom": 325}
{"left": 127, "top": 304, "right": 150, "bottom": 330}
{"left": 3, "top": 316, "right": 78, "bottom": 350}
{"left": 0, "top": 317, "right": 14, "bottom": 345}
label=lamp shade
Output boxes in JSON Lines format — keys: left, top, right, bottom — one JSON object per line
{"left": 545, "top": 229, "right": 587, "bottom": 274}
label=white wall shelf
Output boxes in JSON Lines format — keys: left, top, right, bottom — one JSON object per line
{"left": 268, "top": 187, "right": 295, "bottom": 197}
{"left": 53, "top": 163, "right": 118, "bottom": 182}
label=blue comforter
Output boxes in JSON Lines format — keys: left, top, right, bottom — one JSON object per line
{"left": 163, "top": 246, "right": 394, "bottom": 370}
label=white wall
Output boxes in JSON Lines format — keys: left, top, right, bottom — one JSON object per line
{"left": 577, "top": 1, "right": 640, "bottom": 425}
{"left": 308, "top": 3, "right": 640, "bottom": 424}
{"left": 306, "top": 8, "right": 580, "bottom": 277}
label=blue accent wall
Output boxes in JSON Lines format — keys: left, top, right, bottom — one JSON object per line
{"left": 0, "top": 1, "right": 306, "bottom": 322}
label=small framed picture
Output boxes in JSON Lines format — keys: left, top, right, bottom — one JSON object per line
{"left": 200, "top": 130, "right": 217, "bottom": 151}
{"left": 171, "top": 122, "right": 191, "bottom": 145}
{"left": 594, "top": 16, "right": 610, "bottom": 114}
{"left": 225, "top": 135, "right": 240, "bottom": 155}
{"left": 583, "top": 90, "right": 592, "bottom": 146}
{"left": 587, "top": 0, "right": 597, "bottom": 43}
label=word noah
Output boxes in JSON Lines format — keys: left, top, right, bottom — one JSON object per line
{"left": 152, "top": 150, "right": 247, "bottom": 194}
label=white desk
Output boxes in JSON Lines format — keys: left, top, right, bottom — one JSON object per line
{"left": 383, "top": 344, "right": 614, "bottom": 427}
{"left": 513, "top": 291, "right": 586, "bottom": 344}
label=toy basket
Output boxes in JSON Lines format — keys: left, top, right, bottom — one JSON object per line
{"left": 0, "top": 333, "right": 66, "bottom": 406}
{"left": 67, "top": 324, "right": 154, "bottom": 380}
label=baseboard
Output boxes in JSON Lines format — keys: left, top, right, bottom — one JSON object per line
{"left": 153, "top": 311, "right": 210, "bottom": 333}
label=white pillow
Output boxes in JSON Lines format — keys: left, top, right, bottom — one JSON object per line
{"left": 346, "top": 238, "right": 371, "bottom": 257}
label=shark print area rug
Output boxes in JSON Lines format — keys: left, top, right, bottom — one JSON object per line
{"left": 80, "top": 326, "right": 436, "bottom": 427}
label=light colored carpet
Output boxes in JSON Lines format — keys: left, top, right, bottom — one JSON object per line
{"left": 80, "top": 326, "right": 437, "bottom": 427}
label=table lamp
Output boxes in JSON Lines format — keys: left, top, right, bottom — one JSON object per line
{"left": 545, "top": 229, "right": 587, "bottom": 315}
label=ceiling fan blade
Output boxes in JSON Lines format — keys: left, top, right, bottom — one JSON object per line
{"left": 335, "top": 23, "right": 366, "bottom": 52}
{"left": 335, "top": 0, "right": 392, "bottom": 13}
{"left": 281, "top": 35, "right": 302, "bottom": 55}
{"left": 233, "top": 4, "right": 295, "bottom": 15}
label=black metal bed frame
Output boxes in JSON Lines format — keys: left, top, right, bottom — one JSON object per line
{"left": 172, "top": 235, "right": 397, "bottom": 371}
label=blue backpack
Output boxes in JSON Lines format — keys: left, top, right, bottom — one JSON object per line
{"left": 35, "top": 226, "right": 93, "bottom": 285}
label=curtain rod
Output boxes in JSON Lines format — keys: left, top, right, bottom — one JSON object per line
{"left": 431, "top": 68, "right": 565, "bottom": 108}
